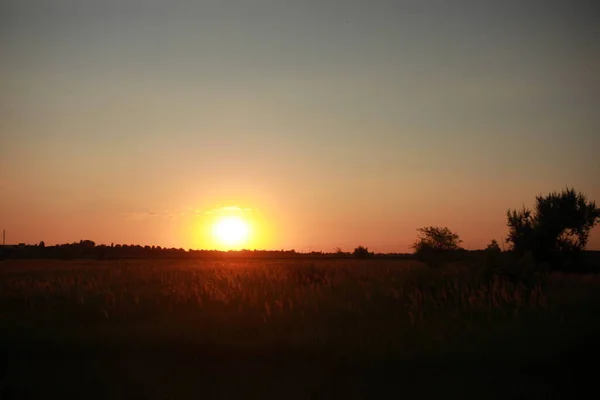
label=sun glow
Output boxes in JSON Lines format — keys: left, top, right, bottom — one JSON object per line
{"left": 212, "top": 216, "right": 250, "bottom": 249}
{"left": 187, "top": 204, "right": 274, "bottom": 251}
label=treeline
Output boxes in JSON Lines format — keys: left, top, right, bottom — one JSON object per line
{"left": 0, "top": 241, "right": 416, "bottom": 261}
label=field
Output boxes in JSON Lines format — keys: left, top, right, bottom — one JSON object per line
{"left": 1, "top": 257, "right": 600, "bottom": 399}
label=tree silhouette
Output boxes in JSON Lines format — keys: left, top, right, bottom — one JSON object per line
{"left": 485, "top": 239, "right": 501, "bottom": 253}
{"left": 353, "top": 246, "right": 374, "bottom": 258}
{"left": 411, "top": 226, "right": 462, "bottom": 253}
{"left": 506, "top": 188, "right": 600, "bottom": 263}
{"left": 411, "top": 226, "right": 463, "bottom": 268}
{"left": 79, "top": 240, "right": 96, "bottom": 249}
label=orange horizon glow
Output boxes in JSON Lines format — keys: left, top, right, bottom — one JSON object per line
{"left": 2, "top": 196, "right": 599, "bottom": 253}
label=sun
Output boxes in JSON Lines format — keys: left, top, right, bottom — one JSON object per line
{"left": 212, "top": 216, "right": 250, "bottom": 249}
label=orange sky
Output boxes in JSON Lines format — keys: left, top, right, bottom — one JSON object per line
{"left": 1, "top": 1, "right": 599, "bottom": 252}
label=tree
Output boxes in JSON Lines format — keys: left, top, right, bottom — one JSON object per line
{"left": 411, "top": 226, "right": 463, "bottom": 268}
{"left": 353, "top": 246, "right": 374, "bottom": 258}
{"left": 506, "top": 188, "right": 600, "bottom": 261}
{"left": 79, "top": 240, "right": 96, "bottom": 249}
{"left": 506, "top": 207, "right": 535, "bottom": 254}
{"left": 411, "top": 226, "right": 462, "bottom": 253}
{"left": 485, "top": 239, "right": 501, "bottom": 253}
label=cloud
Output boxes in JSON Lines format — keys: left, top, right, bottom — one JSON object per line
{"left": 202, "top": 205, "right": 255, "bottom": 217}
{"left": 126, "top": 212, "right": 155, "bottom": 220}
{"left": 126, "top": 205, "right": 256, "bottom": 220}
{"left": 126, "top": 210, "right": 178, "bottom": 220}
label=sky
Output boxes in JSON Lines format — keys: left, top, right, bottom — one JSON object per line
{"left": 1, "top": 0, "right": 599, "bottom": 252}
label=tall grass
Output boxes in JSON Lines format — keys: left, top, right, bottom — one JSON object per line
{"left": 3, "top": 257, "right": 596, "bottom": 360}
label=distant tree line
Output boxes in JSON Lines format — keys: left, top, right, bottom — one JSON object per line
{"left": 0, "top": 240, "right": 414, "bottom": 261}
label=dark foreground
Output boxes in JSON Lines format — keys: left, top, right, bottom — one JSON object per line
{"left": 2, "top": 336, "right": 599, "bottom": 399}
{"left": 1, "top": 258, "right": 599, "bottom": 399}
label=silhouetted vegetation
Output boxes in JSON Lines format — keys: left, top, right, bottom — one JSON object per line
{"left": 485, "top": 239, "right": 501, "bottom": 253}
{"left": 506, "top": 188, "right": 600, "bottom": 270}
{"left": 411, "top": 226, "right": 465, "bottom": 268}
{"left": 0, "top": 242, "right": 414, "bottom": 261}
{"left": 1, "top": 258, "right": 599, "bottom": 398}
{"left": 412, "top": 226, "right": 463, "bottom": 253}
{"left": 352, "top": 246, "right": 374, "bottom": 258}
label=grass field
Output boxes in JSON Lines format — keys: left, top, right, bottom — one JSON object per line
{"left": 1, "top": 257, "right": 600, "bottom": 399}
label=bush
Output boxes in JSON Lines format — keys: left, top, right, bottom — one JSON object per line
{"left": 411, "top": 227, "right": 463, "bottom": 268}
{"left": 506, "top": 188, "right": 600, "bottom": 268}
{"left": 412, "top": 226, "right": 462, "bottom": 253}
{"left": 485, "top": 240, "right": 501, "bottom": 253}
{"left": 353, "top": 246, "right": 374, "bottom": 258}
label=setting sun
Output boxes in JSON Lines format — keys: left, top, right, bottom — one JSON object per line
{"left": 189, "top": 205, "right": 271, "bottom": 251}
{"left": 212, "top": 216, "right": 250, "bottom": 249}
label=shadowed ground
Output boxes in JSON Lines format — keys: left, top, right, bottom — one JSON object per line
{"left": 1, "top": 258, "right": 599, "bottom": 399}
{"left": 2, "top": 313, "right": 598, "bottom": 399}
{"left": 1, "top": 339, "right": 598, "bottom": 399}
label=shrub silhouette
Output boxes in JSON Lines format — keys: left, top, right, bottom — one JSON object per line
{"left": 485, "top": 239, "right": 501, "bottom": 253}
{"left": 411, "top": 226, "right": 463, "bottom": 268}
{"left": 506, "top": 188, "right": 600, "bottom": 266}
{"left": 353, "top": 246, "right": 374, "bottom": 258}
{"left": 412, "top": 226, "right": 462, "bottom": 253}
{"left": 334, "top": 247, "right": 348, "bottom": 256}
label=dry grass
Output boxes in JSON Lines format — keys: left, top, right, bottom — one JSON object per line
{"left": 2, "top": 258, "right": 600, "bottom": 399}
{"left": 0, "top": 258, "right": 588, "bottom": 351}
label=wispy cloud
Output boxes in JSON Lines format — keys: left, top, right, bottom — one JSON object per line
{"left": 126, "top": 205, "right": 256, "bottom": 220}
{"left": 126, "top": 210, "right": 178, "bottom": 220}
{"left": 203, "top": 205, "right": 255, "bottom": 217}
